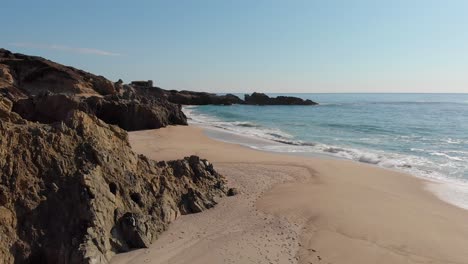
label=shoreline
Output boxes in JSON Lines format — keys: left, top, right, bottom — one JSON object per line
{"left": 112, "top": 124, "right": 468, "bottom": 264}
{"left": 190, "top": 118, "right": 468, "bottom": 212}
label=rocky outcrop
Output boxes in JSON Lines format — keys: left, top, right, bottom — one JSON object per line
{"left": 0, "top": 95, "right": 25, "bottom": 124}
{"left": 0, "top": 48, "right": 190, "bottom": 129}
{"left": 82, "top": 95, "right": 187, "bottom": 130}
{"left": 164, "top": 90, "right": 243, "bottom": 105}
{"left": 0, "top": 48, "right": 116, "bottom": 98}
{"left": 11, "top": 94, "right": 79, "bottom": 123}
{"left": 133, "top": 86, "right": 244, "bottom": 105}
{"left": 133, "top": 88, "right": 318, "bottom": 106}
{"left": 0, "top": 48, "right": 240, "bottom": 107}
{"left": 1, "top": 49, "right": 319, "bottom": 108}
{"left": 136, "top": 89, "right": 318, "bottom": 106}
{"left": 244, "top": 92, "right": 318, "bottom": 105}
{"left": 12, "top": 93, "right": 187, "bottom": 131}
{"left": 0, "top": 96, "right": 227, "bottom": 263}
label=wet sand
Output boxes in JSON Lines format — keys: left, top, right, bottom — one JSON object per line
{"left": 112, "top": 125, "right": 468, "bottom": 264}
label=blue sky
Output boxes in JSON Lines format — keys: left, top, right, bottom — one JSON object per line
{"left": 1, "top": 0, "right": 467, "bottom": 93}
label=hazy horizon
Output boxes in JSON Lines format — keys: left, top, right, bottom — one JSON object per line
{"left": 2, "top": 0, "right": 467, "bottom": 93}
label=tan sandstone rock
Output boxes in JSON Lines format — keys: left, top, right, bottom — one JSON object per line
{"left": 0, "top": 106, "right": 226, "bottom": 264}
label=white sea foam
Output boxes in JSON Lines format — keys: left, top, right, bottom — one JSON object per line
{"left": 182, "top": 106, "right": 468, "bottom": 211}
{"left": 426, "top": 181, "right": 468, "bottom": 210}
{"left": 429, "top": 152, "right": 463, "bottom": 161}
{"left": 184, "top": 106, "right": 297, "bottom": 144}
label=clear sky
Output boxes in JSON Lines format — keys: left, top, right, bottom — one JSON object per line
{"left": 1, "top": 0, "right": 467, "bottom": 93}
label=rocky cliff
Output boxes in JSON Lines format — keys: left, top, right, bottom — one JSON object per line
{"left": 0, "top": 48, "right": 188, "bottom": 129}
{"left": 0, "top": 48, "right": 316, "bottom": 264}
{"left": 12, "top": 93, "right": 187, "bottom": 131}
{"left": 0, "top": 48, "right": 115, "bottom": 98}
{"left": 0, "top": 95, "right": 227, "bottom": 264}
{"left": 1, "top": 49, "right": 318, "bottom": 108}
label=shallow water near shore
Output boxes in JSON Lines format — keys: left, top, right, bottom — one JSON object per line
{"left": 183, "top": 93, "right": 468, "bottom": 209}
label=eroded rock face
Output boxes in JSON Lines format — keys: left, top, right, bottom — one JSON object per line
{"left": 0, "top": 48, "right": 188, "bottom": 130}
{"left": 0, "top": 101, "right": 226, "bottom": 264}
{"left": 82, "top": 95, "right": 187, "bottom": 130}
{"left": 12, "top": 93, "right": 187, "bottom": 131}
{"left": 0, "top": 49, "right": 240, "bottom": 108}
{"left": 244, "top": 92, "right": 318, "bottom": 105}
{"left": 0, "top": 48, "right": 116, "bottom": 97}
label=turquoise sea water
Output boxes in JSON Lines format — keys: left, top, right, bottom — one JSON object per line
{"left": 184, "top": 93, "right": 468, "bottom": 207}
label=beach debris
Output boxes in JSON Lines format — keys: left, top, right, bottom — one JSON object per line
{"left": 227, "top": 188, "right": 240, "bottom": 196}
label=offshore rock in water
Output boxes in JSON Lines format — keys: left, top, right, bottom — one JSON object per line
{"left": 132, "top": 86, "right": 244, "bottom": 105}
{"left": 0, "top": 97, "right": 227, "bottom": 264}
{"left": 244, "top": 92, "right": 318, "bottom": 105}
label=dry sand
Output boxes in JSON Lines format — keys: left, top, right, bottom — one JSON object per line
{"left": 112, "top": 125, "right": 468, "bottom": 264}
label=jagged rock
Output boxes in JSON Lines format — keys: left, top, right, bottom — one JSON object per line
{"left": 0, "top": 49, "right": 243, "bottom": 107}
{"left": 0, "top": 96, "right": 24, "bottom": 123}
{"left": 0, "top": 48, "right": 189, "bottom": 129}
{"left": 118, "top": 212, "right": 150, "bottom": 249}
{"left": 11, "top": 93, "right": 79, "bottom": 123}
{"left": 0, "top": 64, "right": 14, "bottom": 87}
{"left": 82, "top": 95, "right": 187, "bottom": 130}
{"left": 0, "top": 62, "right": 26, "bottom": 100}
{"left": 0, "top": 48, "right": 116, "bottom": 97}
{"left": 12, "top": 93, "right": 187, "bottom": 131}
{"left": 0, "top": 108, "right": 227, "bottom": 264}
{"left": 1, "top": 49, "right": 320, "bottom": 108}
{"left": 244, "top": 92, "right": 318, "bottom": 105}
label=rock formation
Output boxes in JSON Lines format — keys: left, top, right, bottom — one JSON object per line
{"left": 82, "top": 95, "right": 187, "bottom": 130}
{"left": 0, "top": 95, "right": 227, "bottom": 264}
{"left": 164, "top": 90, "right": 244, "bottom": 105}
{"left": 133, "top": 86, "right": 244, "bottom": 105}
{"left": 244, "top": 92, "right": 318, "bottom": 105}
{"left": 1, "top": 49, "right": 318, "bottom": 108}
{"left": 0, "top": 48, "right": 188, "bottom": 130}
{"left": 0, "top": 48, "right": 116, "bottom": 98}
{"left": 0, "top": 48, "right": 319, "bottom": 264}
{"left": 133, "top": 88, "right": 318, "bottom": 106}
{"left": 12, "top": 93, "right": 187, "bottom": 131}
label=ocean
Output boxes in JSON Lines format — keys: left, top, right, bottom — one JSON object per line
{"left": 183, "top": 93, "right": 468, "bottom": 209}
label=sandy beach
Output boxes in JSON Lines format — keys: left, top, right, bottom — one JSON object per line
{"left": 111, "top": 125, "right": 468, "bottom": 264}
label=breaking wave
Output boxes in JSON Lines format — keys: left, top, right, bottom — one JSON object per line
{"left": 183, "top": 101, "right": 468, "bottom": 210}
